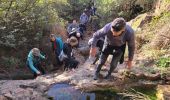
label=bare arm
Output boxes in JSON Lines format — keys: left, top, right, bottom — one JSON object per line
{"left": 89, "top": 47, "right": 97, "bottom": 57}
{"left": 89, "top": 23, "right": 110, "bottom": 57}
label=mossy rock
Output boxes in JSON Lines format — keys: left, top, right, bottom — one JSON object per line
{"left": 131, "top": 13, "right": 152, "bottom": 30}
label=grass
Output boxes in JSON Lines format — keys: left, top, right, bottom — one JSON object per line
{"left": 132, "top": 88, "right": 157, "bottom": 100}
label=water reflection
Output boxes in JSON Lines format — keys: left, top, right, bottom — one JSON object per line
{"left": 48, "top": 83, "right": 119, "bottom": 100}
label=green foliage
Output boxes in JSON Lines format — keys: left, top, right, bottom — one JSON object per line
{"left": 156, "top": 57, "right": 170, "bottom": 68}
{"left": 132, "top": 88, "right": 157, "bottom": 100}
{"left": 0, "top": 0, "right": 66, "bottom": 48}
{"left": 149, "top": 11, "right": 170, "bottom": 29}
{"left": 0, "top": 56, "right": 24, "bottom": 68}
{"left": 137, "top": 11, "right": 170, "bottom": 59}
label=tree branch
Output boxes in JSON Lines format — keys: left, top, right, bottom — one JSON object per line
{"left": 21, "top": 0, "right": 38, "bottom": 13}
{"left": 5, "top": 0, "right": 14, "bottom": 18}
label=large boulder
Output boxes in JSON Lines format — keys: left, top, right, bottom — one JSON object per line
{"left": 129, "top": 13, "right": 152, "bottom": 31}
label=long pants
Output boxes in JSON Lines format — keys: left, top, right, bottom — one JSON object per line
{"left": 27, "top": 63, "right": 45, "bottom": 78}
{"left": 55, "top": 51, "right": 63, "bottom": 65}
{"left": 64, "top": 58, "right": 79, "bottom": 70}
{"left": 95, "top": 45, "right": 123, "bottom": 76}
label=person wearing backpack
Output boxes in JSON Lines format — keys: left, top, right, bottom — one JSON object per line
{"left": 59, "top": 36, "right": 79, "bottom": 71}
{"left": 50, "top": 34, "right": 64, "bottom": 66}
{"left": 26, "top": 48, "right": 46, "bottom": 78}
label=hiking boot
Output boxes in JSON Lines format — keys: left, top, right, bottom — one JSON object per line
{"left": 93, "top": 73, "right": 99, "bottom": 80}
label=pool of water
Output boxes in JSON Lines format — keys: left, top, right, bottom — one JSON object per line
{"left": 47, "top": 83, "right": 120, "bottom": 100}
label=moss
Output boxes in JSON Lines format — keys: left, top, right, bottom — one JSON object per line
{"left": 150, "top": 11, "right": 170, "bottom": 29}
{"left": 165, "top": 0, "right": 170, "bottom": 5}
{"left": 131, "top": 14, "right": 147, "bottom": 30}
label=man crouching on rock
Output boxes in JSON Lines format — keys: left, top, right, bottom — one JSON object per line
{"left": 89, "top": 17, "right": 135, "bottom": 80}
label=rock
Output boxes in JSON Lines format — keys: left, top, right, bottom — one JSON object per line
{"left": 130, "top": 13, "right": 153, "bottom": 30}
{"left": 145, "top": 73, "right": 161, "bottom": 81}
{"left": 4, "top": 93, "right": 13, "bottom": 99}
{"left": 0, "top": 95, "right": 8, "bottom": 100}
{"left": 78, "top": 46, "right": 90, "bottom": 56}
{"left": 157, "top": 85, "right": 170, "bottom": 100}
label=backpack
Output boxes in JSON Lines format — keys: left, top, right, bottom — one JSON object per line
{"left": 58, "top": 50, "right": 68, "bottom": 61}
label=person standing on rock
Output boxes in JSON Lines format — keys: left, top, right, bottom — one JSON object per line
{"left": 80, "top": 11, "right": 89, "bottom": 32}
{"left": 26, "top": 48, "right": 46, "bottom": 78}
{"left": 89, "top": 17, "right": 135, "bottom": 80}
{"left": 50, "top": 34, "right": 64, "bottom": 65}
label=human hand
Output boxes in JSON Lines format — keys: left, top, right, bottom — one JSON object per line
{"left": 125, "top": 60, "right": 132, "bottom": 69}
{"left": 36, "top": 71, "right": 41, "bottom": 76}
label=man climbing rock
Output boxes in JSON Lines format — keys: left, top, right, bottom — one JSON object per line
{"left": 26, "top": 48, "right": 46, "bottom": 78}
{"left": 89, "top": 17, "right": 135, "bottom": 80}
{"left": 59, "top": 36, "right": 79, "bottom": 71}
{"left": 50, "top": 34, "right": 64, "bottom": 66}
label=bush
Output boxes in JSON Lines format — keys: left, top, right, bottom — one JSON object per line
{"left": 156, "top": 57, "right": 170, "bottom": 68}
{"left": 0, "top": 56, "right": 24, "bottom": 69}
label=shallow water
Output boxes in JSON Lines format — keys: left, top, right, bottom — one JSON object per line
{"left": 47, "top": 83, "right": 120, "bottom": 100}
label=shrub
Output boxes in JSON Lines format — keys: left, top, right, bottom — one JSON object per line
{"left": 0, "top": 56, "right": 24, "bottom": 69}
{"left": 156, "top": 57, "right": 170, "bottom": 68}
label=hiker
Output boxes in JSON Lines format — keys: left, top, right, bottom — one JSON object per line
{"left": 89, "top": 17, "right": 135, "bottom": 80}
{"left": 80, "top": 12, "right": 89, "bottom": 32}
{"left": 90, "top": 5, "right": 97, "bottom": 16}
{"left": 67, "top": 19, "right": 82, "bottom": 41}
{"left": 80, "top": 12, "right": 89, "bottom": 25}
{"left": 50, "top": 34, "right": 64, "bottom": 65}
{"left": 88, "top": 37, "right": 104, "bottom": 64}
{"left": 67, "top": 19, "right": 79, "bottom": 34}
{"left": 26, "top": 48, "right": 46, "bottom": 78}
{"left": 84, "top": 8, "right": 91, "bottom": 18}
{"left": 68, "top": 28, "right": 82, "bottom": 47}
{"left": 59, "top": 36, "right": 79, "bottom": 70}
